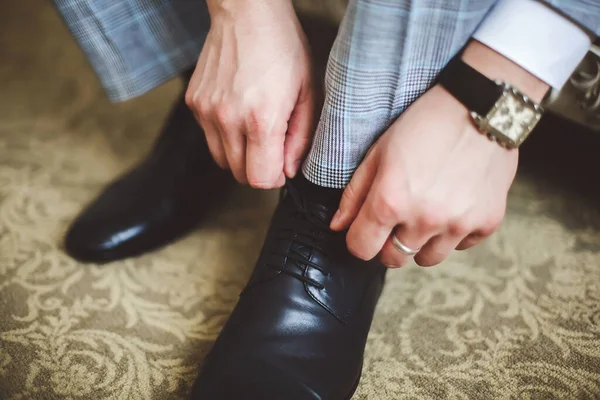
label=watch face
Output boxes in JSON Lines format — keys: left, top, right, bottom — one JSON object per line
{"left": 486, "top": 90, "right": 542, "bottom": 146}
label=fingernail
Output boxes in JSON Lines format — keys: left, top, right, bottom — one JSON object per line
{"left": 330, "top": 210, "right": 341, "bottom": 228}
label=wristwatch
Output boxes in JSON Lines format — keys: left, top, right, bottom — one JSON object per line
{"left": 438, "top": 55, "right": 544, "bottom": 149}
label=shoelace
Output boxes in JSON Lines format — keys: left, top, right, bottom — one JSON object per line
{"left": 570, "top": 52, "right": 600, "bottom": 121}
{"left": 266, "top": 182, "right": 333, "bottom": 290}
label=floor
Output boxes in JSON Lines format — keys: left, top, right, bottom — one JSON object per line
{"left": 1, "top": 1, "right": 600, "bottom": 399}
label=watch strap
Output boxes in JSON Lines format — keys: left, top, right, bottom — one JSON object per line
{"left": 438, "top": 55, "right": 505, "bottom": 116}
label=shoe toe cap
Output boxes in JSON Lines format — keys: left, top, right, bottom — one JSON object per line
{"left": 190, "top": 356, "right": 321, "bottom": 400}
{"left": 64, "top": 216, "right": 149, "bottom": 263}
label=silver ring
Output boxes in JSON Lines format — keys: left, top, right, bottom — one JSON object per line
{"left": 392, "top": 235, "right": 421, "bottom": 256}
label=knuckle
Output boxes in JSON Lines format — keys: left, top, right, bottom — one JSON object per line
{"left": 196, "top": 98, "right": 212, "bottom": 117}
{"left": 448, "top": 219, "right": 471, "bottom": 237}
{"left": 214, "top": 103, "right": 234, "bottom": 128}
{"left": 246, "top": 108, "right": 272, "bottom": 139}
{"left": 416, "top": 203, "right": 446, "bottom": 231}
{"left": 346, "top": 238, "right": 371, "bottom": 261}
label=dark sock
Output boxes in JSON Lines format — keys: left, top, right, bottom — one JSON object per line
{"left": 294, "top": 172, "right": 343, "bottom": 209}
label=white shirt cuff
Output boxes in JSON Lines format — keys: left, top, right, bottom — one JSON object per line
{"left": 473, "top": 0, "right": 592, "bottom": 89}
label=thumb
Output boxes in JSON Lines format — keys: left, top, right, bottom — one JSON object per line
{"left": 330, "top": 150, "right": 378, "bottom": 231}
{"left": 284, "top": 81, "right": 317, "bottom": 178}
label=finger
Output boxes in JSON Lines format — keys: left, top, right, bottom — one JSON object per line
{"left": 330, "top": 152, "right": 378, "bottom": 231}
{"left": 214, "top": 102, "right": 248, "bottom": 183}
{"left": 456, "top": 223, "right": 497, "bottom": 250}
{"left": 221, "top": 129, "right": 248, "bottom": 184}
{"left": 184, "top": 54, "right": 208, "bottom": 117}
{"left": 245, "top": 117, "right": 286, "bottom": 189}
{"left": 284, "top": 83, "right": 316, "bottom": 178}
{"left": 184, "top": 88, "right": 202, "bottom": 128}
{"left": 345, "top": 186, "right": 397, "bottom": 261}
{"left": 185, "top": 37, "right": 213, "bottom": 102}
{"left": 185, "top": 70, "right": 201, "bottom": 102}
{"left": 414, "top": 233, "right": 463, "bottom": 267}
{"left": 456, "top": 206, "right": 505, "bottom": 250}
{"left": 378, "top": 225, "right": 434, "bottom": 268}
{"left": 201, "top": 117, "right": 228, "bottom": 169}
{"left": 455, "top": 233, "right": 487, "bottom": 250}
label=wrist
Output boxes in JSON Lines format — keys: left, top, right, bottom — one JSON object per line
{"left": 206, "top": 0, "right": 294, "bottom": 19}
{"left": 205, "top": 0, "right": 248, "bottom": 15}
{"left": 461, "top": 40, "right": 549, "bottom": 103}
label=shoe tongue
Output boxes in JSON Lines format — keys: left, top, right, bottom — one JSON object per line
{"left": 292, "top": 174, "right": 343, "bottom": 220}
{"left": 284, "top": 175, "right": 342, "bottom": 274}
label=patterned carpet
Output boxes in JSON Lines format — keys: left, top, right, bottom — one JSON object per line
{"left": 1, "top": 1, "right": 600, "bottom": 399}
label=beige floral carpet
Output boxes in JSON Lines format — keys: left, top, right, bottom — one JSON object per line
{"left": 1, "top": 1, "right": 600, "bottom": 399}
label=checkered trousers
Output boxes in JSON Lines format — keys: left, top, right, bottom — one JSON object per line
{"left": 54, "top": 0, "right": 600, "bottom": 188}
{"left": 53, "top": 0, "right": 210, "bottom": 102}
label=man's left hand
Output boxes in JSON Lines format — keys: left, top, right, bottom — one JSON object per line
{"left": 329, "top": 41, "right": 549, "bottom": 268}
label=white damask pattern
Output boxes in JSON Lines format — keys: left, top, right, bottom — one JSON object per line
{"left": 0, "top": 1, "right": 599, "bottom": 399}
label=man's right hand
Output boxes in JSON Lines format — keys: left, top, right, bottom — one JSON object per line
{"left": 186, "top": 0, "right": 316, "bottom": 188}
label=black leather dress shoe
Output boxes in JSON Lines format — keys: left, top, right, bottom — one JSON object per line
{"left": 64, "top": 94, "right": 231, "bottom": 263}
{"left": 190, "top": 175, "right": 387, "bottom": 400}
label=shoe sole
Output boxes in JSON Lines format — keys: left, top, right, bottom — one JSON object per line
{"left": 344, "top": 365, "right": 362, "bottom": 400}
